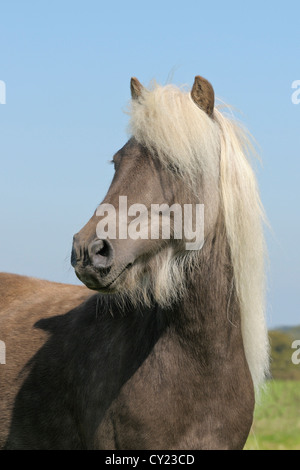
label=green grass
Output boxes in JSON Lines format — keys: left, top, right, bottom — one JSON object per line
{"left": 244, "top": 380, "right": 300, "bottom": 450}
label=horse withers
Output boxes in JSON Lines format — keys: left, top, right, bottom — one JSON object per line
{"left": 0, "top": 76, "right": 269, "bottom": 449}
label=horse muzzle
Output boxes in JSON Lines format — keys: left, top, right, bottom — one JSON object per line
{"left": 71, "top": 234, "right": 133, "bottom": 291}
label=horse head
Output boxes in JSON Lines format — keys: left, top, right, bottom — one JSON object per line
{"left": 71, "top": 76, "right": 220, "bottom": 303}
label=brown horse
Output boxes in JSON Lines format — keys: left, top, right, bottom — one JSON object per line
{"left": 0, "top": 76, "right": 269, "bottom": 450}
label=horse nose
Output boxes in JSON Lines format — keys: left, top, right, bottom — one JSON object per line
{"left": 71, "top": 234, "right": 81, "bottom": 267}
{"left": 88, "top": 239, "right": 114, "bottom": 269}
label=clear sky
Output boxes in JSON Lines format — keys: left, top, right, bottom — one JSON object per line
{"left": 0, "top": 0, "right": 299, "bottom": 328}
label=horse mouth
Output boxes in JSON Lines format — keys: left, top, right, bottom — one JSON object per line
{"left": 75, "top": 263, "right": 133, "bottom": 292}
{"left": 98, "top": 263, "right": 133, "bottom": 291}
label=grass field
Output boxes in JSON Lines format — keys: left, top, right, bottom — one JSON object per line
{"left": 244, "top": 380, "right": 300, "bottom": 450}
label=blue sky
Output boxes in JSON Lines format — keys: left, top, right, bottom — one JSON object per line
{"left": 0, "top": 0, "right": 299, "bottom": 328}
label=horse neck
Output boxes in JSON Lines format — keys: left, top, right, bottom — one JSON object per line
{"left": 172, "top": 213, "right": 243, "bottom": 359}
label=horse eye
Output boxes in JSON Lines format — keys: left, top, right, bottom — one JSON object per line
{"left": 168, "top": 163, "right": 182, "bottom": 175}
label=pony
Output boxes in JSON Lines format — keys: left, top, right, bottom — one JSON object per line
{"left": 0, "top": 75, "right": 269, "bottom": 449}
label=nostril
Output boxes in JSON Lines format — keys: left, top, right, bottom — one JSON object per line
{"left": 71, "top": 246, "right": 77, "bottom": 267}
{"left": 71, "top": 233, "right": 81, "bottom": 267}
{"left": 88, "top": 239, "right": 114, "bottom": 269}
{"left": 94, "top": 240, "right": 110, "bottom": 258}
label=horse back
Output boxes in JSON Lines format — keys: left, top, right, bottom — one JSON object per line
{"left": 0, "top": 272, "right": 92, "bottom": 448}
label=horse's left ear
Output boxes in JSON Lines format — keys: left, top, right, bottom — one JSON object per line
{"left": 191, "top": 76, "right": 214, "bottom": 117}
{"left": 130, "top": 77, "right": 144, "bottom": 100}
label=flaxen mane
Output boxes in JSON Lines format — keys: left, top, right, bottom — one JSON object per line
{"left": 128, "top": 82, "right": 269, "bottom": 389}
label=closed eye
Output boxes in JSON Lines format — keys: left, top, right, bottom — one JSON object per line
{"left": 168, "top": 163, "right": 182, "bottom": 176}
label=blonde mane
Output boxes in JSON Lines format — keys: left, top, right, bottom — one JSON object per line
{"left": 128, "top": 82, "right": 269, "bottom": 389}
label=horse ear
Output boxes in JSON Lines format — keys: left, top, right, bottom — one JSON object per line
{"left": 191, "top": 76, "right": 214, "bottom": 117}
{"left": 130, "top": 77, "right": 144, "bottom": 100}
